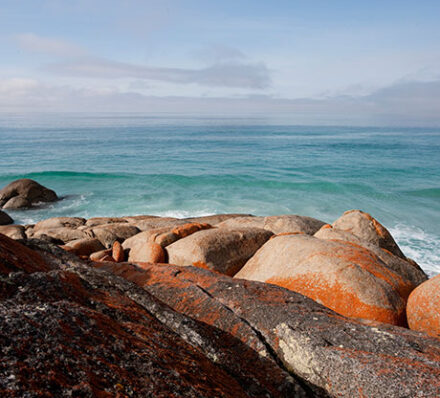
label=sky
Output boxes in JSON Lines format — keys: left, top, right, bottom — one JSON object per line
{"left": 1, "top": 0, "right": 440, "bottom": 125}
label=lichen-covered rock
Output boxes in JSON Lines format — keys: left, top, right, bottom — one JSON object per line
{"left": 129, "top": 241, "right": 165, "bottom": 263}
{"left": 167, "top": 227, "right": 273, "bottom": 276}
{"left": 122, "top": 216, "right": 187, "bottom": 231}
{"left": 89, "top": 248, "right": 112, "bottom": 261}
{"left": 217, "top": 214, "right": 325, "bottom": 235}
{"left": 314, "top": 224, "right": 428, "bottom": 287}
{"left": 112, "top": 240, "right": 125, "bottom": 262}
{"left": 66, "top": 237, "right": 105, "bottom": 256}
{"left": 236, "top": 234, "right": 414, "bottom": 325}
{"left": 86, "top": 223, "right": 140, "bottom": 248}
{"left": 34, "top": 217, "right": 86, "bottom": 231}
{"left": 407, "top": 274, "right": 440, "bottom": 338}
{"left": 0, "top": 179, "right": 58, "bottom": 209}
{"left": 332, "top": 210, "right": 406, "bottom": 259}
{"left": 85, "top": 217, "right": 128, "bottom": 227}
{"left": 172, "top": 222, "right": 212, "bottom": 238}
{"left": 184, "top": 213, "right": 253, "bottom": 225}
{"left": 0, "top": 210, "right": 13, "bottom": 225}
{"left": 31, "top": 227, "right": 88, "bottom": 243}
{"left": 0, "top": 234, "right": 306, "bottom": 397}
{"left": 96, "top": 261, "right": 440, "bottom": 398}
{"left": 0, "top": 225, "right": 26, "bottom": 240}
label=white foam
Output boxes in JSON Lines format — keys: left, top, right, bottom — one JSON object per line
{"left": 389, "top": 224, "right": 440, "bottom": 277}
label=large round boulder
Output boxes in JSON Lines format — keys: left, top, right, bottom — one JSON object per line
{"left": 407, "top": 274, "right": 440, "bottom": 338}
{"left": 332, "top": 210, "right": 405, "bottom": 259}
{"left": 314, "top": 224, "right": 427, "bottom": 287}
{"left": 0, "top": 179, "right": 58, "bottom": 209}
{"left": 166, "top": 227, "right": 273, "bottom": 276}
{"left": 236, "top": 234, "right": 415, "bottom": 325}
{"left": 0, "top": 210, "right": 13, "bottom": 225}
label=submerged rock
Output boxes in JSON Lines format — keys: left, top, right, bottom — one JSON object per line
{"left": 0, "top": 179, "right": 58, "bottom": 209}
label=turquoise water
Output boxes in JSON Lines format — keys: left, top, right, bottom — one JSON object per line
{"left": 1, "top": 113, "right": 439, "bottom": 276}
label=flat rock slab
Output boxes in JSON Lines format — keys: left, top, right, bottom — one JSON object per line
{"left": 166, "top": 227, "right": 273, "bottom": 276}
{"left": 96, "top": 261, "right": 440, "bottom": 398}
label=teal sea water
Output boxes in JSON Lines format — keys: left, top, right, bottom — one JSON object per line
{"left": 1, "top": 113, "right": 439, "bottom": 276}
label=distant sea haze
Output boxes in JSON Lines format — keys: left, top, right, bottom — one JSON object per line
{"left": 1, "top": 113, "right": 439, "bottom": 276}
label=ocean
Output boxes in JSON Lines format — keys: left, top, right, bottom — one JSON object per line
{"left": 1, "top": 113, "right": 439, "bottom": 276}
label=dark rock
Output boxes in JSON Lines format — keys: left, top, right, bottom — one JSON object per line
{"left": 0, "top": 179, "right": 58, "bottom": 209}
{"left": 0, "top": 234, "right": 307, "bottom": 397}
{"left": 0, "top": 210, "right": 13, "bottom": 225}
{"left": 97, "top": 261, "right": 440, "bottom": 397}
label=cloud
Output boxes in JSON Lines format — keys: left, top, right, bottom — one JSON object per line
{"left": 192, "top": 44, "right": 246, "bottom": 64}
{"left": 1, "top": 77, "right": 439, "bottom": 126}
{"left": 45, "top": 57, "right": 271, "bottom": 89}
{"left": 15, "top": 33, "right": 86, "bottom": 57}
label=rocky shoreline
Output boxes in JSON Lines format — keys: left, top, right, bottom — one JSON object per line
{"left": 1, "top": 179, "right": 440, "bottom": 396}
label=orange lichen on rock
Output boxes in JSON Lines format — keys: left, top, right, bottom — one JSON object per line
{"left": 112, "top": 241, "right": 125, "bottom": 262}
{"left": 172, "top": 222, "right": 212, "bottom": 239}
{"left": 236, "top": 234, "right": 413, "bottom": 326}
{"left": 407, "top": 274, "right": 440, "bottom": 338}
{"left": 270, "top": 231, "right": 305, "bottom": 239}
{"left": 266, "top": 275, "right": 406, "bottom": 325}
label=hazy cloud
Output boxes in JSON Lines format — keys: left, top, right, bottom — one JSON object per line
{"left": 45, "top": 57, "right": 271, "bottom": 89}
{"left": 1, "top": 77, "right": 439, "bottom": 126}
{"left": 15, "top": 33, "right": 86, "bottom": 57}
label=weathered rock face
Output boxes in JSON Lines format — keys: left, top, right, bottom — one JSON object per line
{"left": 34, "top": 216, "right": 86, "bottom": 231}
{"left": 0, "top": 210, "right": 13, "bottom": 225}
{"left": 0, "top": 225, "right": 26, "bottom": 240}
{"left": 167, "top": 227, "right": 274, "bottom": 276}
{"left": 0, "top": 179, "right": 58, "bottom": 209}
{"left": 128, "top": 241, "right": 166, "bottom": 263}
{"left": 65, "top": 237, "right": 105, "bottom": 257}
{"left": 85, "top": 217, "right": 128, "bottom": 227}
{"left": 314, "top": 224, "right": 428, "bottom": 287}
{"left": 31, "top": 227, "right": 88, "bottom": 243}
{"left": 217, "top": 214, "right": 325, "bottom": 235}
{"left": 96, "top": 261, "right": 440, "bottom": 398}
{"left": 184, "top": 213, "right": 253, "bottom": 225}
{"left": 0, "top": 234, "right": 308, "bottom": 397}
{"left": 236, "top": 234, "right": 415, "bottom": 325}
{"left": 85, "top": 223, "right": 140, "bottom": 248}
{"left": 332, "top": 210, "right": 406, "bottom": 259}
{"left": 407, "top": 274, "right": 440, "bottom": 338}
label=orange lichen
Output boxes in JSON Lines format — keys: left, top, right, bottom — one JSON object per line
{"left": 172, "top": 223, "right": 212, "bottom": 239}
{"left": 112, "top": 241, "right": 125, "bottom": 262}
{"left": 266, "top": 275, "right": 406, "bottom": 326}
{"left": 270, "top": 232, "right": 304, "bottom": 239}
